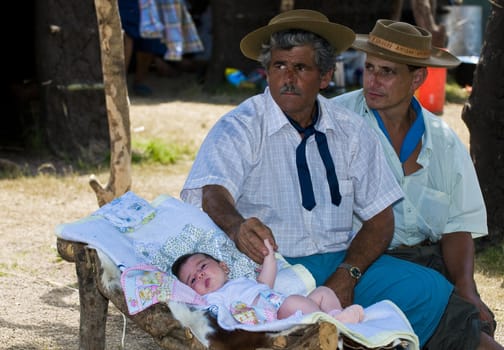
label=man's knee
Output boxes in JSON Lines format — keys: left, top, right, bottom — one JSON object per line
{"left": 423, "top": 293, "right": 481, "bottom": 350}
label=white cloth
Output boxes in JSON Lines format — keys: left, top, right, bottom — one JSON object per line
{"left": 181, "top": 88, "right": 403, "bottom": 257}
{"left": 333, "top": 89, "right": 487, "bottom": 248}
{"left": 211, "top": 299, "right": 419, "bottom": 350}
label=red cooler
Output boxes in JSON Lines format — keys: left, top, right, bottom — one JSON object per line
{"left": 415, "top": 67, "right": 447, "bottom": 115}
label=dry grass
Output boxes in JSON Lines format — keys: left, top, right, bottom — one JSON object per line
{"left": 0, "top": 73, "right": 502, "bottom": 348}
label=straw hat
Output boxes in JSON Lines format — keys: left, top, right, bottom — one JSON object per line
{"left": 240, "top": 9, "right": 355, "bottom": 61}
{"left": 352, "top": 19, "right": 460, "bottom": 68}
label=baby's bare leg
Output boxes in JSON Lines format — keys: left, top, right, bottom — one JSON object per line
{"left": 277, "top": 295, "right": 320, "bottom": 319}
{"left": 307, "top": 286, "right": 343, "bottom": 312}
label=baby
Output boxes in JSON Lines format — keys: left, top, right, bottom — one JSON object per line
{"left": 171, "top": 239, "right": 364, "bottom": 324}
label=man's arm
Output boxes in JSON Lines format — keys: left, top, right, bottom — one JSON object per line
{"left": 324, "top": 206, "right": 394, "bottom": 307}
{"left": 441, "top": 232, "right": 496, "bottom": 335}
{"left": 202, "top": 184, "right": 278, "bottom": 263}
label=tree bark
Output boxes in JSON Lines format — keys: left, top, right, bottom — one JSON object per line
{"left": 89, "top": 0, "right": 132, "bottom": 207}
{"left": 34, "top": 0, "right": 109, "bottom": 164}
{"left": 74, "top": 244, "right": 109, "bottom": 350}
{"left": 462, "top": 0, "right": 504, "bottom": 246}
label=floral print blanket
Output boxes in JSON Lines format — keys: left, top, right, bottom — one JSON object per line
{"left": 55, "top": 191, "right": 314, "bottom": 315}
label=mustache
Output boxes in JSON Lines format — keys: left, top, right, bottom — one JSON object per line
{"left": 280, "top": 84, "right": 301, "bottom": 94}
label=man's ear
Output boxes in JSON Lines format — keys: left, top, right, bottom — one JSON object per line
{"left": 412, "top": 67, "right": 428, "bottom": 91}
{"left": 320, "top": 68, "right": 334, "bottom": 90}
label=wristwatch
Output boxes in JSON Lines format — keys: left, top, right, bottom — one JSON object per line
{"left": 338, "top": 263, "right": 362, "bottom": 280}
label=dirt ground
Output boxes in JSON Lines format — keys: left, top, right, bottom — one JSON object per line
{"left": 0, "top": 73, "right": 502, "bottom": 349}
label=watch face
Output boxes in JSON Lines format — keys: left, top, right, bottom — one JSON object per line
{"left": 349, "top": 266, "right": 362, "bottom": 279}
{"left": 339, "top": 263, "right": 361, "bottom": 279}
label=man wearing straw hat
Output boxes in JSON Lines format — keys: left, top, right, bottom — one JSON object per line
{"left": 334, "top": 19, "right": 501, "bottom": 349}
{"left": 181, "top": 9, "right": 463, "bottom": 348}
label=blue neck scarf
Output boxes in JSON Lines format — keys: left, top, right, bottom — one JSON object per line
{"left": 371, "top": 98, "right": 425, "bottom": 163}
{"left": 287, "top": 103, "right": 341, "bottom": 211}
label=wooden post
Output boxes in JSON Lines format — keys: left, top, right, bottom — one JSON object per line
{"left": 90, "top": 0, "right": 132, "bottom": 207}
{"left": 74, "top": 243, "right": 109, "bottom": 350}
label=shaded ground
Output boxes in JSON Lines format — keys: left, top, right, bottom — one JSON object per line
{"left": 0, "top": 73, "right": 502, "bottom": 349}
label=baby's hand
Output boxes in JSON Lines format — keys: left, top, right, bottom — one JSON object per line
{"left": 263, "top": 238, "right": 274, "bottom": 256}
{"left": 258, "top": 238, "right": 277, "bottom": 286}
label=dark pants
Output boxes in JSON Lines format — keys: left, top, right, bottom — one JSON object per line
{"left": 387, "top": 243, "right": 497, "bottom": 349}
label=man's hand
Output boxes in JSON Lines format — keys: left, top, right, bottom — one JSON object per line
{"left": 234, "top": 218, "right": 278, "bottom": 264}
{"left": 457, "top": 287, "right": 496, "bottom": 336}
{"left": 325, "top": 267, "right": 357, "bottom": 307}
{"left": 202, "top": 185, "right": 277, "bottom": 264}
{"left": 440, "top": 232, "right": 495, "bottom": 335}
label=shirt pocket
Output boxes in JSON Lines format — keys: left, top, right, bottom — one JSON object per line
{"left": 408, "top": 182, "right": 450, "bottom": 237}
{"left": 317, "top": 179, "right": 355, "bottom": 235}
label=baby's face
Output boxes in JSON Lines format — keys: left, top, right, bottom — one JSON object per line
{"left": 178, "top": 254, "right": 229, "bottom": 295}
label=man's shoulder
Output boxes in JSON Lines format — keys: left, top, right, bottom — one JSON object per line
{"left": 422, "top": 107, "right": 464, "bottom": 148}
{"left": 320, "top": 93, "right": 368, "bottom": 129}
{"left": 217, "top": 93, "right": 270, "bottom": 129}
{"left": 331, "top": 89, "right": 366, "bottom": 112}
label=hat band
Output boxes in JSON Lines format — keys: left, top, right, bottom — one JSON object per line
{"left": 369, "top": 34, "right": 430, "bottom": 59}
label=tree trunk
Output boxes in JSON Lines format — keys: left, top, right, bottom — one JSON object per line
{"left": 89, "top": 0, "right": 132, "bottom": 207}
{"left": 462, "top": 0, "right": 504, "bottom": 246}
{"left": 34, "top": 0, "right": 109, "bottom": 164}
{"left": 74, "top": 244, "right": 109, "bottom": 350}
{"left": 203, "top": 0, "right": 280, "bottom": 92}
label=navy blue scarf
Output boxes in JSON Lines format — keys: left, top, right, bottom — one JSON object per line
{"left": 287, "top": 104, "right": 342, "bottom": 210}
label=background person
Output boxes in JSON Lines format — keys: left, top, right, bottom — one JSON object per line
{"left": 333, "top": 19, "right": 501, "bottom": 349}
{"left": 118, "top": 0, "right": 169, "bottom": 96}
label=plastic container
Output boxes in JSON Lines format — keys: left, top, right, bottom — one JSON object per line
{"left": 225, "top": 68, "right": 247, "bottom": 87}
{"left": 415, "top": 67, "right": 447, "bottom": 115}
{"left": 225, "top": 68, "right": 256, "bottom": 89}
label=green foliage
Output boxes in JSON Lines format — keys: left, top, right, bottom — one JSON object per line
{"left": 445, "top": 76, "right": 470, "bottom": 104}
{"left": 476, "top": 243, "right": 504, "bottom": 276}
{"left": 0, "top": 263, "right": 7, "bottom": 277}
{"left": 132, "top": 139, "right": 194, "bottom": 165}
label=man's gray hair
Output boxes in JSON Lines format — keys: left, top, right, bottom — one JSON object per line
{"left": 257, "top": 29, "right": 337, "bottom": 76}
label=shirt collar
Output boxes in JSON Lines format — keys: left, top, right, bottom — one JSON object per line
{"left": 265, "top": 88, "right": 331, "bottom": 136}
{"left": 360, "top": 94, "right": 435, "bottom": 168}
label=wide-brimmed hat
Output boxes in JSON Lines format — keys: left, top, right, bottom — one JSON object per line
{"left": 240, "top": 9, "right": 355, "bottom": 61}
{"left": 352, "top": 19, "right": 460, "bottom": 68}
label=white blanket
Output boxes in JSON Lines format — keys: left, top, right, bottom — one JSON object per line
{"left": 55, "top": 191, "right": 419, "bottom": 350}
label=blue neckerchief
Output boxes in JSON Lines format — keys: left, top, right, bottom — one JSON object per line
{"left": 286, "top": 103, "right": 341, "bottom": 210}
{"left": 371, "top": 98, "right": 425, "bottom": 163}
